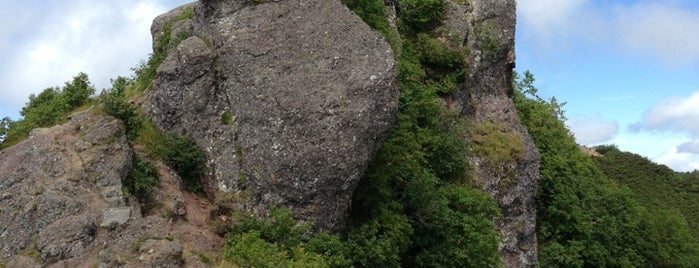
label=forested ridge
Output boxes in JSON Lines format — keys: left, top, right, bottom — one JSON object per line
{"left": 515, "top": 71, "right": 699, "bottom": 267}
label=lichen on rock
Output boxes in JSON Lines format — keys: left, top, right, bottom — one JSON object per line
{"left": 144, "top": 0, "right": 398, "bottom": 232}
{"left": 444, "top": 0, "right": 541, "bottom": 266}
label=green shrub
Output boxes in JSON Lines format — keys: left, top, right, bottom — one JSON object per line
{"left": 469, "top": 121, "right": 524, "bottom": 167}
{"left": 103, "top": 77, "right": 141, "bottom": 140}
{"left": 124, "top": 157, "right": 159, "bottom": 209}
{"left": 396, "top": 0, "right": 445, "bottom": 33}
{"left": 221, "top": 208, "right": 350, "bottom": 267}
{"left": 221, "top": 112, "right": 233, "bottom": 125}
{"left": 59, "top": 72, "right": 94, "bottom": 108}
{"left": 164, "top": 134, "right": 206, "bottom": 193}
{"left": 1, "top": 73, "right": 95, "bottom": 149}
{"left": 341, "top": 2, "right": 501, "bottom": 266}
{"left": 129, "top": 6, "right": 194, "bottom": 96}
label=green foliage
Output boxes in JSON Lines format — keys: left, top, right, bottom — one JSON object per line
{"left": 514, "top": 71, "right": 699, "bottom": 267}
{"left": 60, "top": 72, "right": 94, "bottom": 108}
{"left": 129, "top": 7, "right": 194, "bottom": 96}
{"left": 475, "top": 22, "right": 500, "bottom": 58}
{"left": 414, "top": 33, "right": 467, "bottom": 95}
{"left": 396, "top": 0, "right": 446, "bottom": 33}
{"left": 593, "top": 145, "right": 699, "bottom": 266}
{"left": 469, "top": 122, "right": 524, "bottom": 168}
{"left": 123, "top": 157, "right": 160, "bottom": 209}
{"left": 103, "top": 77, "right": 141, "bottom": 140}
{"left": 343, "top": 3, "right": 501, "bottom": 266}
{"left": 221, "top": 208, "right": 350, "bottom": 268}
{"left": 164, "top": 134, "right": 206, "bottom": 193}
{"left": 221, "top": 112, "right": 233, "bottom": 125}
{"left": 1, "top": 73, "right": 94, "bottom": 149}
{"left": 342, "top": 0, "right": 391, "bottom": 34}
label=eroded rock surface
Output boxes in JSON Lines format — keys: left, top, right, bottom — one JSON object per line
{"left": 0, "top": 109, "right": 223, "bottom": 267}
{"left": 444, "top": 0, "right": 541, "bottom": 266}
{"left": 0, "top": 109, "right": 132, "bottom": 265}
{"left": 145, "top": 0, "right": 398, "bottom": 231}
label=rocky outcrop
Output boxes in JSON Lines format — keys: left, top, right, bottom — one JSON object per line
{"left": 0, "top": 109, "right": 132, "bottom": 265}
{"left": 144, "top": 0, "right": 398, "bottom": 231}
{"left": 444, "top": 0, "right": 541, "bottom": 267}
{"left": 0, "top": 109, "right": 223, "bottom": 267}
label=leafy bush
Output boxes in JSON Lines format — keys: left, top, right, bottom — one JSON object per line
{"left": 1, "top": 73, "right": 94, "bottom": 149}
{"left": 469, "top": 121, "right": 524, "bottom": 168}
{"left": 164, "top": 134, "right": 206, "bottom": 193}
{"left": 221, "top": 208, "right": 350, "bottom": 267}
{"left": 342, "top": 0, "right": 391, "bottom": 34}
{"left": 341, "top": 3, "right": 501, "bottom": 266}
{"left": 513, "top": 71, "right": 699, "bottom": 267}
{"left": 129, "top": 6, "right": 194, "bottom": 96}
{"left": 103, "top": 77, "right": 141, "bottom": 140}
{"left": 396, "top": 0, "right": 445, "bottom": 33}
{"left": 123, "top": 157, "right": 160, "bottom": 209}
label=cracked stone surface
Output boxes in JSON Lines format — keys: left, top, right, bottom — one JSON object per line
{"left": 144, "top": 0, "right": 398, "bottom": 232}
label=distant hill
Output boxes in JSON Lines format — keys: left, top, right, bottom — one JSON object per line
{"left": 594, "top": 145, "right": 699, "bottom": 240}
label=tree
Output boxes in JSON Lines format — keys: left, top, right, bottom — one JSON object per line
{"left": 1, "top": 73, "right": 95, "bottom": 149}
{"left": 513, "top": 71, "right": 646, "bottom": 267}
{"left": 0, "top": 117, "right": 12, "bottom": 142}
{"left": 60, "top": 72, "right": 94, "bottom": 108}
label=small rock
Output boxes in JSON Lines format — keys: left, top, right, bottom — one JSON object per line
{"left": 101, "top": 207, "right": 132, "bottom": 228}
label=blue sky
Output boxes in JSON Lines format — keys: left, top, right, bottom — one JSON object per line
{"left": 517, "top": 0, "right": 699, "bottom": 171}
{"left": 1, "top": 0, "right": 698, "bottom": 171}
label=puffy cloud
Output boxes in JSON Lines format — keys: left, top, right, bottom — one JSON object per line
{"left": 0, "top": 0, "right": 189, "bottom": 120}
{"left": 566, "top": 114, "right": 619, "bottom": 145}
{"left": 518, "top": 0, "right": 699, "bottom": 65}
{"left": 632, "top": 91, "right": 699, "bottom": 171}
{"left": 614, "top": 3, "right": 699, "bottom": 66}
{"left": 678, "top": 139, "right": 699, "bottom": 154}
{"left": 653, "top": 147, "right": 699, "bottom": 172}
{"left": 633, "top": 91, "right": 699, "bottom": 134}
{"left": 517, "top": 0, "right": 587, "bottom": 35}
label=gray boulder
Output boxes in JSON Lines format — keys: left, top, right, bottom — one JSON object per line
{"left": 144, "top": 0, "right": 398, "bottom": 231}
{"left": 0, "top": 108, "right": 133, "bottom": 265}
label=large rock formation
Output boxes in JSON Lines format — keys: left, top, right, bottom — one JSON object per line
{"left": 0, "top": 109, "right": 223, "bottom": 267}
{"left": 444, "top": 0, "right": 541, "bottom": 267}
{"left": 144, "top": 0, "right": 398, "bottom": 231}
{"left": 0, "top": 109, "right": 131, "bottom": 265}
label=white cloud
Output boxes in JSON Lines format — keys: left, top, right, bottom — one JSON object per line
{"left": 0, "top": 0, "right": 190, "bottom": 120}
{"left": 678, "top": 139, "right": 699, "bottom": 154}
{"left": 630, "top": 91, "right": 699, "bottom": 171}
{"left": 614, "top": 3, "right": 699, "bottom": 66}
{"left": 653, "top": 147, "right": 699, "bottom": 172}
{"left": 566, "top": 114, "right": 619, "bottom": 145}
{"left": 517, "top": 0, "right": 587, "bottom": 35}
{"left": 634, "top": 91, "right": 699, "bottom": 134}
{"left": 517, "top": 0, "right": 699, "bottom": 65}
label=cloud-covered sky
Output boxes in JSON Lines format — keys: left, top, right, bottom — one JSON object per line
{"left": 518, "top": 0, "right": 699, "bottom": 171}
{"left": 2, "top": 0, "right": 699, "bottom": 172}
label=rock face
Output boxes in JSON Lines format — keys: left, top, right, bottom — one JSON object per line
{"left": 145, "top": 0, "right": 398, "bottom": 231}
{"left": 0, "top": 109, "right": 132, "bottom": 265}
{"left": 0, "top": 109, "right": 224, "bottom": 267}
{"left": 444, "top": 0, "right": 541, "bottom": 267}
